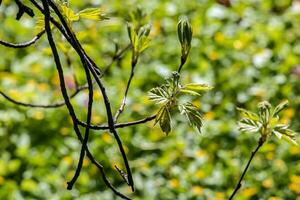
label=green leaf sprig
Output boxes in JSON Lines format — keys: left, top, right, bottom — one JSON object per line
{"left": 177, "top": 17, "right": 193, "bottom": 66}
{"left": 149, "top": 72, "right": 212, "bottom": 135}
{"left": 238, "top": 100, "right": 298, "bottom": 145}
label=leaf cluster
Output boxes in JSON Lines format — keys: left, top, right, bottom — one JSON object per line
{"left": 149, "top": 72, "right": 212, "bottom": 135}
{"left": 238, "top": 100, "right": 298, "bottom": 145}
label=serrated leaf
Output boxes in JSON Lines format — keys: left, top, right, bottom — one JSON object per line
{"left": 179, "top": 103, "right": 203, "bottom": 133}
{"left": 78, "top": 8, "right": 107, "bottom": 20}
{"left": 273, "top": 100, "right": 289, "bottom": 117}
{"left": 58, "top": 4, "right": 79, "bottom": 22}
{"left": 182, "top": 83, "right": 213, "bottom": 92}
{"left": 237, "top": 107, "right": 260, "bottom": 121}
{"left": 282, "top": 134, "right": 298, "bottom": 146}
{"left": 155, "top": 106, "right": 171, "bottom": 135}
{"left": 238, "top": 118, "right": 261, "bottom": 133}
{"left": 180, "top": 89, "right": 201, "bottom": 96}
{"left": 148, "top": 87, "right": 170, "bottom": 104}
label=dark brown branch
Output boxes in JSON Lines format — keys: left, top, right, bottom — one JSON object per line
{"left": 40, "top": 1, "right": 130, "bottom": 199}
{"left": 15, "top": 0, "right": 34, "bottom": 20}
{"left": 0, "top": 30, "right": 45, "bottom": 48}
{"left": 77, "top": 114, "right": 156, "bottom": 130}
{"left": 47, "top": 0, "right": 134, "bottom": 192}
{"left": 228, "top": 138, "right": 264, "bottom": 200}
{"left": 0, "top": 84, "right": 87, "bottom": 108}
{"left": 67, "top": 42, "right": 94, "bottom": 190}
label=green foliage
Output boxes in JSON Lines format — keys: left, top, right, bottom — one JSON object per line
{"left": 149, "top": 72, "right": 212, "bottom": 134}
{"left": 177, "top": 17, "right": 193, "bottom": 61}
{"left": 238, "top": 100, "right": 298, "bottom": 145}
{"left": 1, "top": 0, "right": 300, "bottom": 199}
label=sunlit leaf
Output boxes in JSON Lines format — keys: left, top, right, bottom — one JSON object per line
{"left": 272, "top": 100, "right": 289, "bottom": 117}
{"left": 155, "top": 105, "right": 171, "bottom": 135}
{"left": 78, "top": 8, "right": 108, "bottom": 20}
{"left": 237, "top": 107, "right": 260, "bottom": 121}
{"left": 179, "top": 103, "right": 203, "bottom": 133}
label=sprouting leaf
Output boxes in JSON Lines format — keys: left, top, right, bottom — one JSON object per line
{"left": 180, "top": 89, "right": 201, "bottom": 96}
{"left": 273, "top": 125, "right": 298, "bottom": 146}
{"left": 182, "top": 83, "right": 213, "bottom": 92}
{"left": 58, "top": 4, "right": 79, "bottom": 23}
{"left": 237, "top": 107, "right": 260, "bottom": 121}
{"left": 238, "top": 118, "right": 261, "bottom": 133}
{"left": 78, "top": 8, "right": 108, "bottom": 20}
{"left": 155, "top": 105, "right": 171, "bottom": 135}
{"left": 148, "top": 87, "right": 170, "bottom": 104}
{"left": 272, "top": 100, "right": 289, "bottom": 117}
{"left": 179, "top": 103, "right": 203, "bottom": 133}
{"left": 282, "top": 134, "right": 298, "bottom": 146}
{"left": 258, "top": 101, "right": 272, "bottom": 124}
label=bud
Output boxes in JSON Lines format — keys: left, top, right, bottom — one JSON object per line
{"left": 258, "top": 101, "right": 272, "bottom": 124}
{"left": 177, "top": 17, "right": 193, "bottom": 60}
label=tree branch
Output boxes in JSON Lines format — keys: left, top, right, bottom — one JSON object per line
{"left": 47, "top": 0, "right": 134, "bottom": 191}
{"left": 0, "top": 30, "right": 45, "bottom": 48}
{"left": 77, "top": 114, "right": 156, "bottom": 130}
{"left": 40, "top": 1, "right": 130, "bottom": 199}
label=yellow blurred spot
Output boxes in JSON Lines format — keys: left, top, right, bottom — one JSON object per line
{"left": 151, "top": 20, "right": 161, "bottom": 36}
{"left": 92, "top": 114, "right": 103, "bottom": 124}
{"left": 32, "top": 111, "right": 44, "bottom": 120}
{"left": 191, "top": 186, "right": 204, "bottom": 195}
{"left": 195, "top": 149, "right": 207, "bottom": 158}
{"left": 208, "top": 51, "right": 219, "bottom": 61}
{"left": 266, "top": 152, "right": 274, "bottom": 160}
{"left": 83, "top": 158, "right": 89, "bottom": 167}
{"left": 290, "top": 175, "right": 300, "bottom": 183}
{"left": 63, "top": 156, "right": 73, "bottom": 166}
{"left": 203, "top": 111, "right": 215, "bottom": 120}
{"left": 94, "top": 91, "right": 102, "bottom": 100}
{"left": 195, "top": 170, "right": 206, "bottom": 179}
{"left": 101, "top": 132, "right": 113, "bottom": 143}
{"left": 215, "top": 192, "right": 225, "bottom": 200}
{"left": 274, "top": 159, "right": 286, "bottom": 170}
{"left": 31, "top": 63, "right": 41, "bottom": 74}
{"left": 214, "top": 32, "right": 225, "bottom": 44}
{"left": 169, "top": 179, "right": 180, "bottom": 188}
{"left": 241, "top": 187, "right": 257, "bottom": 198}
{"left": 268, "top": 197, "right": 281, "bottom": 200}
{"left": 60, "top": 127, "right": 69, "bottom": 136}
{"left": 289, "top": 183, "right": 300, "bottom": 194}
{"left": 0, "top": 176, "right": 4, "bottom": 185}
{"left": 51, "top": 74, "right": 60, "bottom": 86}
{"left": 262, "top": 178, "right": 274, "bottom": 188}
{"left": 233, "top": 40, "right": 243, "bottom": 50}
{"left": 280, "top": 108, "right": 295, "bottom": 124}
{"left": 289, "top": 146, "right": 300, "bottom": 155}
{"left": 8, "top": 89, "right": 21, "bottom": 99}
{"left": 38, "top": 83, "right": 49, "bottom": 92}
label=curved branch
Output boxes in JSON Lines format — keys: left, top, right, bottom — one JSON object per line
{"left": 0, "top": 84, "right": 88, "bottom": 108}
{"left": 0, "top": 30, "right": 45, "bottom": 48}
{"left": 47, "top": 0, "right": 134, "bottom": 192}
{"left": 40, "top": 1, "right": 130, "bottom": 199}
{"left": 77, "top": 114, "right": 156, "bottom": 130}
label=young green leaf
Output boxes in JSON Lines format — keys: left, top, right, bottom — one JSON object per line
{"left": 272, "top": 100, "right": 289, "bottom": 117}
{"left": 237, "top": 107, "right": 260, "bottom": 121}
{"left": 238, "top": 118, "right": 261, "bottom": 133}
{"left": 148, "top": 87, "right": 170, "bottom": 105}
{"left": 179, "top": 103, "right": 203, "bottom": 133}
{"left": 78, "top": 8, "right": 107, "bottom": 20}
{"left": 155, "top": 105, "right": 171, "bottom": 135}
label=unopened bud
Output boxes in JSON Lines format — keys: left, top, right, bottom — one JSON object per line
{"left": 177, "top": 17, "right": 193, "bottom": 61}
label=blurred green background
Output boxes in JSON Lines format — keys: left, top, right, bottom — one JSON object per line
{"left": 1, "top": 0, "right": 300, "bottom": 199}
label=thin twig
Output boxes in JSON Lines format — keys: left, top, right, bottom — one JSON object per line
{"left": 77, "top": 114, "right": 156, "bottom": 130}
{"left": 228, "top": 138, "right": 264, "bottom": 200}
{"left": 0, "top": 84, "right": 87, "bottom": 108}
{"left": 0, "top": 30, "right": 45, "bottom": 48}
{"left": 114, "top": 64, "right": 135, "bottom": 122}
